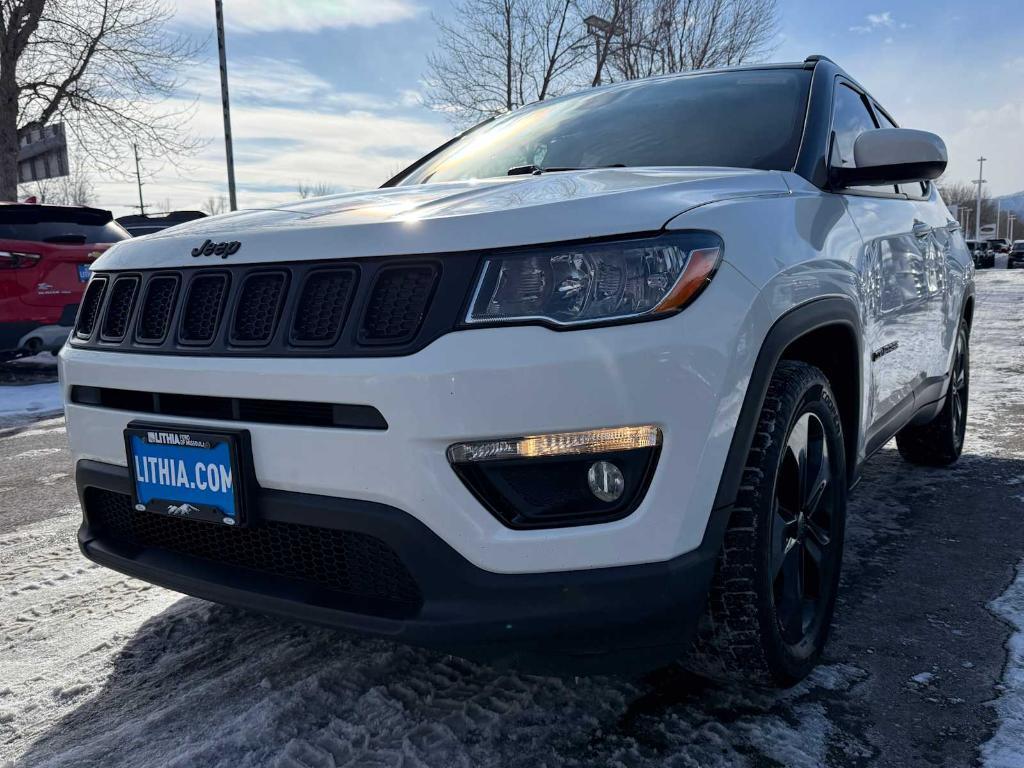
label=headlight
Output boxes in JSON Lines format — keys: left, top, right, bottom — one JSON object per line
{"left": 465, "top": 232, "right": 722, "bottom": 327}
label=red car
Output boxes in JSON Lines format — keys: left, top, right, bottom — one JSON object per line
{"left": 0, "top": 203, "right": 129, "bottom": 360}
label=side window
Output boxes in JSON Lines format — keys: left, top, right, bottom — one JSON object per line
{"left": 830, "top": 84, "right": 877, "bottom": 169}
{"left": 873, "top": 105, "right": 927, "bottom": 197}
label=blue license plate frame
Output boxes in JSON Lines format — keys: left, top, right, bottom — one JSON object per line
{"left": 124, "top": 422, "right": 251, "bottom": 527}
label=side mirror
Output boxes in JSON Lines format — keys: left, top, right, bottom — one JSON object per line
{"left": 832, "top": 128, "right": 947, "bottom": 188}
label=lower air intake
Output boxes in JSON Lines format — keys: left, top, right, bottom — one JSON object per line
{"left": 84, "top": 488, "right": 422, "bottom": 616}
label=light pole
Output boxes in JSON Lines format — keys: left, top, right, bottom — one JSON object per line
{"left": 215, "top": 0, "right": 238, "bottom": 212}
{"left": 973, "top": 156, "right": 986, "bottom": 240}
{"left": 1010, "top": 214, "right": 1017, "bottom": 242}
{"left": 584, "top": 15, "right": 622, "bottom": 87}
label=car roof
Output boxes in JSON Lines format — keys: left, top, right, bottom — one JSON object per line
{"left": 520, "top": 55, "right": 836, "bottom": 109}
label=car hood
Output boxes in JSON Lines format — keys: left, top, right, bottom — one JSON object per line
{"left": 95, "top": 167, "right": 789, "bottom": 270}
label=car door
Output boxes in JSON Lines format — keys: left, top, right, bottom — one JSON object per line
{"left": 829, "top": 82, "right": 932, "bottom": 447}
{"left": 872, "top": 104, "right": 953, "bottom": 390}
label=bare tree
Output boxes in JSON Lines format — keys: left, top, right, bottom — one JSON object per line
{"left": 0, "top": 0, "right": 204, "bottom": 201}
{"left": 427, "top": 0, "right": 778, "bottom": 125}
{"left": 596, "top": 0, "right": 778, "bottom": 83}
{"left": 296, "top": 181, "right": 337, "bottom": 199}
{"left": 425, "top": 0, "right": 590, "bottom": 126}
{"left": 201, "top": 195, "right": 227, "bottom": 216}
{"left": 939, "top": 179, "right": 998, "bottom": 231}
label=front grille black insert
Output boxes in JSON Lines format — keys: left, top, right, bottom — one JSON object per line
{"left": 69, "top": 256, "right": 469, "bottom": 358}
{"left": 84, "top": 488, "right": 422, "bottom": 617}
{"left": 232, "top": 271, "right": 287, "bottom": 344}
{"left": 136, "top": 275, "right": 179, "bottom": 343}
{"left": 291, "top": 268, "right": 357, "bottom": 345}
{"left": 70, "top": 385, "right": 388, "bottom": 430}
{"left": 359, "top": 264, "right": 438, "bottom": 344}
{"left": 75, "top": 277, "right": 107, "bottom": 339}
{"left": 100, "top": 276, "right": 139, "bottom": 341}
{"left": 180, "top": 273, "right": 229, "bottom": 344}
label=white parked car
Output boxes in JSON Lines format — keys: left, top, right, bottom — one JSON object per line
{"left": 61, "top": 55, "right": 973, "bottom": 687}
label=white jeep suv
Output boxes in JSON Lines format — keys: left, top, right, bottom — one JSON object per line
{"left": 61, "top": 56, "right": 973, "bottom": 686}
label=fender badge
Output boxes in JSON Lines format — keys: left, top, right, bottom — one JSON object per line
{"left": 191, "top": 239, "right": 241, "bottom": 258}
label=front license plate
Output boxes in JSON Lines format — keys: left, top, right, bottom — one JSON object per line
{"left": 125, "top": 424, "right": 246, "bottom": 526}
{"left": 77, "top": 264, "right": 90, "bottom": 282}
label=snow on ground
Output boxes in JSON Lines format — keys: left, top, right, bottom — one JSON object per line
{"left": 0, "top": 383, "right": 62, "bottom": 429}
{"left": 985, "top": 561, "right": 1024, "bottom": 768}
{"left": 0, "top": 508, "right": 864, "bottom": 768}
{"left": 969, "top": 269, "right": 1024, "bottom": 768}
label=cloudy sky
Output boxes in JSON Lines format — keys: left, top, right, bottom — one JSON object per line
{"left": 86, "top": 0, "right": 1024, "bottom": 215}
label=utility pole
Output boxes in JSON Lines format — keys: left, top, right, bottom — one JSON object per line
{"left": 215, "top": 0, "right": 238, "bottom": 212}
{"left": 132, "top": 144, "right": 146, "bottom": 215}
{"left": 973, "top": 156, "right": 986, "bottom": 240}
{"left": 961, "top": 207, "right": 972, "bottom": 238}
{"left": 1010, "top": 214, "right": 1017, "bottom": 242}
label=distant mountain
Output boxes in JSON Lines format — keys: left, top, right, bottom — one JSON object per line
{"left": 995, "top": 191, "right": 1024, "bottom": 220}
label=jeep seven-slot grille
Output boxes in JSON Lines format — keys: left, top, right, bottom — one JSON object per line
{"left": 136, "top": 275, "right": 178, "bottom": 342}
{"left": 84, "top": 488, "right": 422, "bottom": 617}
{"left": 291, "top": 269, "right": 356, "bottom": 344}
{"left": 71, "top": 259, "right": 461, "bottom": 357}
{"left": 180, "top": 273, "right": 229, "bottom": 344}
{"left": 359, "top": 265, "right": 438, "bottom": 344}
{"left": 232, "top": 271, "right": 286, "bottom": 343}
{"left": 99, "top": 276, "right": 139, "bottom": 341}
{"left": 75, "top": 277, "right": 107, "bottom": 339}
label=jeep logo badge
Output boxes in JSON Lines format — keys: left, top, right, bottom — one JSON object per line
{"left": 191, "top": 239, "right": 241, "bottom": 258}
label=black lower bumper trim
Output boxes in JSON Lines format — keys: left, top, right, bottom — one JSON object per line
{"left": 76, "top": 460, "right": 724, "bottom": 673}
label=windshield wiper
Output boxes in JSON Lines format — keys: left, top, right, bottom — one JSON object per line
{"left": 506, "top": 163, "right": 625, "bottom": 176}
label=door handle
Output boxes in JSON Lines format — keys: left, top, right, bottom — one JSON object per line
{"left": 912, "top": 221, "right": 932, "bottom": 238}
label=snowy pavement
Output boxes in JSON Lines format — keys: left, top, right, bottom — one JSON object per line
{"left": 1, "top": 270, "right": 1024, "bottom": 767}
{"left": 0, "top": 355, "right": 61, "bottom": 429}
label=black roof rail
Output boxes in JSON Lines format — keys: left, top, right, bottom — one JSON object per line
{"left": 803, "top": 54, "right": 835, "bottom": 68}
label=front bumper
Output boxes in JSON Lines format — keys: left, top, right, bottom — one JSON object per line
{"left": 60, "top": 261, "right": 760, "bottom": 575}
{"left": 77, "top": 460, "right": 724, "bottom": 673}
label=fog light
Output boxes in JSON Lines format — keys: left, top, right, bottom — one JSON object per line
{"left": 447, "top": 426, "right": 662, "bottom": 529}
{"left": 587, "top": 460, "right": 624, "bottom": 502}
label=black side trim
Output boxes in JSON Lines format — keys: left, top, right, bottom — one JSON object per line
{"left": 712, "top": 297, "right": 862, "bottom": 511}
{"left": 69, "top": 385, "right": 388, "bottom": 430}
{"left": 832, "top": 161, "right": 945, "bottom": 189}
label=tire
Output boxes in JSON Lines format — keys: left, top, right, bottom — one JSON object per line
{"left": 895, "top": 323, "right": 969, "bottom": 466}
{"left": 686, "top": 360, "right": 848, "bottom": 687}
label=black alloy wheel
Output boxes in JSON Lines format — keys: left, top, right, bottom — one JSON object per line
{"left": 771, "top": 411, "right": 839, "bottom": 653}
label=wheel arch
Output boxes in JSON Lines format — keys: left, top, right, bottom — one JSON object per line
{"left": 961, "top": 285, "right": 976, "bottom": 330}
{"left": 712, "top": 297, "right": 863, "bottom": 512}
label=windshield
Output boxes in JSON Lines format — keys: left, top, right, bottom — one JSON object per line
{"left": 398, "top": 68, "right": 811, "bottom": 186}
